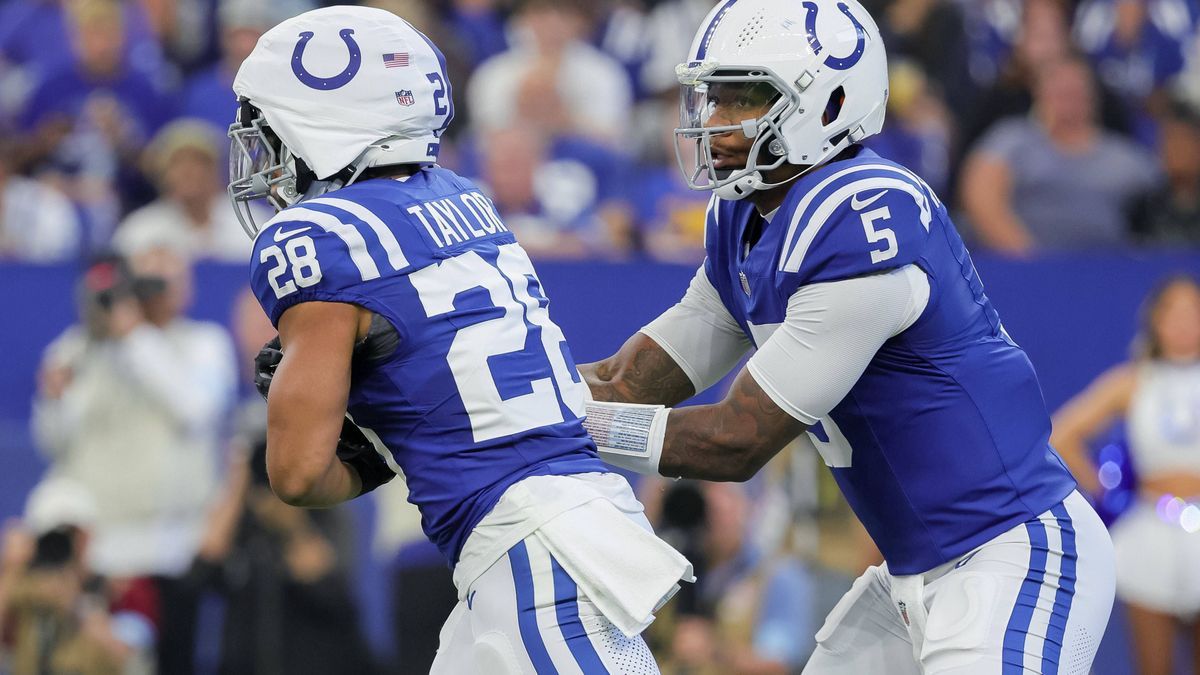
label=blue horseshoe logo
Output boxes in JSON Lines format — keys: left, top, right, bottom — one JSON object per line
{"left": 291, "top": 28, "right": 361, "bottom": 90}
{"left": 801, "top": 2, "right": 867, "bottom": 71}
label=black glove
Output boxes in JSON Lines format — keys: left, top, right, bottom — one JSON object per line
{"left": 254, "top": 336, "right": 282, "bottom": 400}
{"left": 335, "top": 417, "right": 397, "bottom": 496}
{"left": 254, "top": 337, "right": 394, "bottom": 496}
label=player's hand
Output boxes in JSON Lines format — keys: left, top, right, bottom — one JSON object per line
{"left": 335, "top": 417, "right": 396, "bottom": 496}
{"left": 254, "top": 336, "right": 282, "bottom": 400}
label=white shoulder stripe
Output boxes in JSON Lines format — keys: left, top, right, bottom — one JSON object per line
{"left": 308, "top": 197, "right": 410, "bottom": 271}
{"left": 779, "top": 175, "right": 932, "bottom": 274}
{"left": 887, "top": 163, "right": 943, "bottom": 210}
{"left": 778, "top": 163, "right": 914, "bottom": 269}
{"left": 278, "top": 206, "right": 381, "bottom": 280}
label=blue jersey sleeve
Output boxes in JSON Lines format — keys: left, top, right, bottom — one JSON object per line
{"left": 774, "top": 163, "right": 939, "bottom": 296}
{"left": 250, "top": 207, "right": 385, "bottom": 326}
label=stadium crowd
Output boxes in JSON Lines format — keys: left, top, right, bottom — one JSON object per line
{"left": 1, "top": 0, "right": 1200, "bottom": 263}
{"left": 2, "top": 0, "right": 1200, "bottom": 673}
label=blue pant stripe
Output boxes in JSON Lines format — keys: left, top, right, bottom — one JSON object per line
{"left": 508, "top": 541, "right": 557, "bottom": 675}
{"left": 1042, "top": 504, "right": 1078, "bottom": 675}
{"left": 1002, "top": 519, "right": 1049, "bottom": 674}
{"left": 550, "top": 556, "right": 609, "bottom": 674}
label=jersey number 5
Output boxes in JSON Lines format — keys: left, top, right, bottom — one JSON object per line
{"left": 860, "top": 206, "right": 897, "bottom": 264}
{"left": 409, "top": 243, "right": 586, "bottom": 442}
{"left": 261, "top": 236, "right": 323, "bottom": 299}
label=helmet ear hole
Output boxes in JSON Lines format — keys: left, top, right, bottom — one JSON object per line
{"left": 822, "top": 86, "right": 846, "bottom": 126}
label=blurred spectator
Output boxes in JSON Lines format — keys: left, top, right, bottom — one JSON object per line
{"left": 1051, "top": 275, "right": 1200, "bottom": 675}
{"left": 1130, "top": 102, "right": 1200, "bottom": 245}
{"left": 960, "top": 56, "right": 1158, "bottom": 254}
{"left": 0, "top": 477, "right": 155, "bottom": 675}
{"left": 17, "top": 0, "right": 173, "bottom": 164}
{"left": 31, "top": 247, "right": 236, "bottom": 674}
{"left": 0, "top": 139, "right": 80, "bottom": 262}
{"left": 862, "top": 0, "right": 975, "bottom": 122}
{"left": 865, "top": 59, "right": 953, "bottom": 196}
{"left": 15, "top": 0, "right": 175, "bottom": 249}
{"left": 182, "top": 287, "right": 373, "bottom": 675}
{"left": 0, "top": 0, "right": 166, "bottom": 111}
{"left": 1173, "top": 24, "right": 1200, "bottom": 110}
{"left": 960, "top": 0, "right": 1133, "bottom": 166}
{"left": 631, "top": 94, "right": 709, "bottom": 262}
{"left": 468, "top": 124, "right": 635, "bottom": 258}
{"left": 467, "top": 0, "right": 633, "bottom": 144}
{"left": 113, "top": 119, "right": 252, "bottom": 262}
{"left": 962, "top": 0, "right": 1023, "bottom": 86}
{"left": 1074, "top": 0, "right": 1199, "bottom": 139}
{"left": 442, "top": 0, "right": 509, "bottom": 69}
{"left": 181, "top": 0, "right": 275, "bottom": 136}
{"left": 597, "top": 0, "right": 712, "bottom": 99}
{"left": 373, "top": 480, "right": 456, "bottom": 675}
{"left": 657, "top": 482, "right": 815, "bottom": 674}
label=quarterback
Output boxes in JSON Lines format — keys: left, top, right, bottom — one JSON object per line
{"left": 579, "top": 1, "right": 1116, "bottom": 673}
{"left": 228, "top": 7, "right": 691, "bottom": 674}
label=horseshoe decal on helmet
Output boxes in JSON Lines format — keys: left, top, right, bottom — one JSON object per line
{"left": 291, "top": 29, "right": 362, "bottom": 90}
{"left": 801, "top": 2, "right": 867, "bottom": 71}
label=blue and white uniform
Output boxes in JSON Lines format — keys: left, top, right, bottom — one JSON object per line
{"left": 640, "top": 147, "right": 1115, "bottom": 674}
{"left": 250, "top": 168, "right": 691, "bottom": 674}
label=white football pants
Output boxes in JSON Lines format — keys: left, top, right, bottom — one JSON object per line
{"left": 804, "top": 491, "right": 1115, "bottom": 674}
{"left": 431, "top": 535, "right": 660, "bottom": 674}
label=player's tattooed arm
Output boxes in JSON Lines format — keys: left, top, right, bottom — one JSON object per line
{"left": 658, "top": 368, "right": 807, "bottom": 482}
{"left": 579, "top": 333, "right": 695, "bottom": 407}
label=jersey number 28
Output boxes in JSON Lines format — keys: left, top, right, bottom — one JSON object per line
{"left": 261, "top": 235, "right": 323, "bottom": 299}
{"left": 409, "top": 243, "right": 586, "bottom": 442}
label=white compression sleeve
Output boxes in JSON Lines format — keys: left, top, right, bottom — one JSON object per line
{"left": 640, "top": 265, "right": 753, "bottom": 393}
{"left": 746, "top": 265, "right": 930, "bottom": 424}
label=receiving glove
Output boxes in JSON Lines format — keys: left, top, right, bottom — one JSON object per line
{"left": 254, "top": 336, "right": 283, "bottom": 401}
{"left": 334, "top": 416, "right": 396, "bottom": 496}
{"left": 253, "top": 336, "right": 395, "bottom": 496}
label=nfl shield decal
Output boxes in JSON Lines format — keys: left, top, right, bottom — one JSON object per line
{"left": 395, "top": 90, "right": 415, "bottom": 106}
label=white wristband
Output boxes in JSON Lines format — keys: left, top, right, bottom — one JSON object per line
{"left": 582, "top": 401, "right": 670, "bottom": 476}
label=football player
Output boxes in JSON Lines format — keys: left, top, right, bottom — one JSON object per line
{"left": 577, "top": 1, "right": 1116, "bottom": 673}
{"left": 228, "top": 7, "right": 691, "bottom": 674}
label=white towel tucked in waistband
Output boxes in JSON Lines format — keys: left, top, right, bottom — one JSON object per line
{"left": 533, "top": 497, "right": 695, "bottom": 637}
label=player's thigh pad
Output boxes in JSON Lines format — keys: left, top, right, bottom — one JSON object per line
{"left": 803, "top": 564, "right": 921, "bottom": 675}
{"left": 432, "top": 599, "right": 527, "bottom": 675}
{"left": 434, "top": 535, "right": 659, "bottom": 675}
{"left": 921, "top": 491, "right": 1114, "bottom": 675}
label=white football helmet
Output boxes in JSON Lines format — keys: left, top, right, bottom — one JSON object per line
{"left": 228, "top": 5, "right": 454, "bottom": 236}
{"left": 675, "top": 0, "right": 889, "bottom": 200}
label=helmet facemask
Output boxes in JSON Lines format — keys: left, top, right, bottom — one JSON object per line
{"left": 674, "top": 63, "right": 800, "bottom": 201}
{"left": 227, "top": 101, "right": 307, "bottom": 237}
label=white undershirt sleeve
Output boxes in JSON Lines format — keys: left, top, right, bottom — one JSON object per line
{"left": 746, "top": 264, "right": 931, "bottom": 424}
{"left": 639, "top": 265, "right": 753, "bottom": 394}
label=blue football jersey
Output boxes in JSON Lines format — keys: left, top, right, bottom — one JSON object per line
{"left": 249, "top": 167, "right": 608, "bottom": 564}
{"left": 704, "top": 147, "right": 1077, "bottom": 574}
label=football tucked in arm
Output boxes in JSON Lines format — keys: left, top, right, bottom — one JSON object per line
{"left": 253, "top": 335, "right": 395, "bottom": 497}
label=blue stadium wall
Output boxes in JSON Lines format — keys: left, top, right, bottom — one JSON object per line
{"left": 2, "top": 252, "right": 1198, "bottom": 672}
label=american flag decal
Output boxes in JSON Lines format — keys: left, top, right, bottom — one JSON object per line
{"left": 382, "top": 52, "right": 409, "bottom": 68}
{"left": 395, "top": 90, "right": 415, "bottom": 106}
